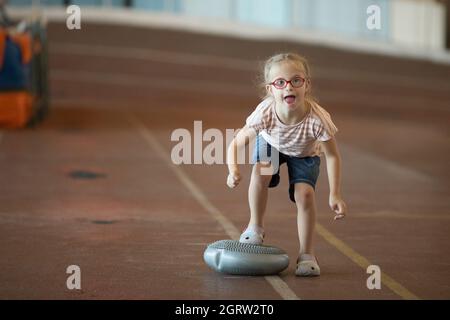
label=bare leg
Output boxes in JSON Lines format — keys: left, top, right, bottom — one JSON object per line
{"left": 247, "top": 162, "right": 272, "bottom": 228}
{"left": 294, "top": 183, "right": 317, "bottom": 255}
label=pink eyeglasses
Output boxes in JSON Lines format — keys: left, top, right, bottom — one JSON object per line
{"left": 269, "top": 77, "right": 306, "bottom": 89}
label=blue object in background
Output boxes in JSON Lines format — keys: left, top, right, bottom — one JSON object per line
{"left": 0, "top": 36, "right": 29, "bottom": 91}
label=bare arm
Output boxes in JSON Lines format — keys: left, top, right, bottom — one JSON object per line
{"left": 226, "top": 125, "right": 257, "bottom": 188}
{"left": 321, "top": 137, "right": 347, "bottom": 220}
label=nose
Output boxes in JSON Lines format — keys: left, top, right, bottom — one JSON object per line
{"left": 285, "top": 82, "right": 294, "bottom": 90}
{"left": 287, "top": 80, "right": 296, "bottom": 89}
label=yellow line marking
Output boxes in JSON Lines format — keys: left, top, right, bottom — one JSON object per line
{"left": 129, "top": 115, "right": 300, "bottom": 300}
{"left": 316, "top": 224, "right": 420, "bottom": 300}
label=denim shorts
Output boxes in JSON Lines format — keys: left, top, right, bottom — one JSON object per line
{"left": 252, "top": 135, "right": 321, "bottom": 203}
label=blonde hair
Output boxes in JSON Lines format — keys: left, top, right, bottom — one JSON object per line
{"left": 259, "top": 52, "right": 338, "bottom": 137}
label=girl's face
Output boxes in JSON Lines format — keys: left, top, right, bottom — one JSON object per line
{"left": 266, "top": 61, "right": 310, "bottom": 111}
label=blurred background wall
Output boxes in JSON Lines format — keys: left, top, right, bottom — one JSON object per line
{"left": 6, "top": 0, "right": 448, "bottom": 51}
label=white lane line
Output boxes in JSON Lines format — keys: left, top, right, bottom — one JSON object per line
{"left": 50, "top": 42, "right": 450, "bottom": 92}
{"left": 128, "top": 115, "right": 300, "bottom": 301}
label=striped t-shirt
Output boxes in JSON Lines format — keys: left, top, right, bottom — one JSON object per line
{"left": 245, "top": 98, "right": 336, "bottom": 157}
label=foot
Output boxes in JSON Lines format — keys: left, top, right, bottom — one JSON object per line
{"left": 239, "top": 225, "right": 265, "bottom": 245}
{"left": 295, "top": 254, "right": 320, "bottom": 277}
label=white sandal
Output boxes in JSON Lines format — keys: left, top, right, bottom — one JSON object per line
{"left": 239, "top": 226, "right": 265, "bottom": 245}
{"left": 295, "top": 254, "right": 320, "bottom": 277}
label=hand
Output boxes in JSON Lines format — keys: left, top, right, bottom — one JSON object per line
{"left": 227, "top": 171, "right": 241, "bottom": 189}
{"left": 329, "top": 195, "right": 347, "bottom": 221}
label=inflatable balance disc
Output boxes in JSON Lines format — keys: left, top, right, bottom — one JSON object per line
{"left": 204, "top": 240, "right": 289, "bottom": 276}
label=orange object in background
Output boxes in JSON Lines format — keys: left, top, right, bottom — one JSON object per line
{"left": 0, "top": 26, "right": 44, "bottom": 129}
{"left": 10, "top": 33, "right": 33, "bottom": 65}
{"left": 0, "top": 91, "right": 33, "bottom": 128}
{"left": 0, "top": 29, "right": 32, "bottom": 128}
{"left": 0, "top": 29, "right": 33, "bottom": 66}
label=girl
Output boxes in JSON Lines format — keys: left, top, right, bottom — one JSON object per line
{"left": 226, "top": 53, "right": 347, "bottom": 277}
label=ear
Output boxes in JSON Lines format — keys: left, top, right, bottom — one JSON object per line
{"left": 265, "top": 84, "right": 273, "bottom": 97}
{"left": 305, "top": 78, "right": 311, "bottom": 93}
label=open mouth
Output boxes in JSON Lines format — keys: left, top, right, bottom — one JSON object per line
{"left": 284, "top": 95, "right": 296, "bottom": 104}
